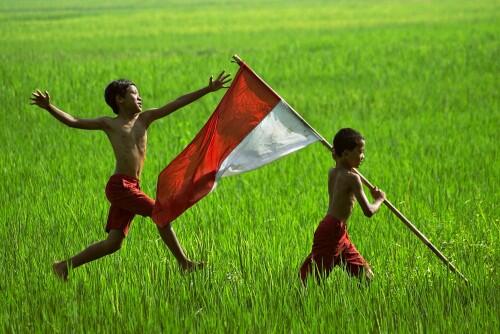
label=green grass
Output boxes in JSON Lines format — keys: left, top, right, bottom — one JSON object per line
{"left": 1, "top": 0, "right": 498, "bottom": 332}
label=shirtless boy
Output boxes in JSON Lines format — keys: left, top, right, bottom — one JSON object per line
{"left": 299, "top": 128, "right": 386, "bottom": 284}
{"left": 30, "top": 72, "right": 231, "bottom": 280}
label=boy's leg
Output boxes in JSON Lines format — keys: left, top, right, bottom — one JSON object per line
{"left": 342, "top": 243, "right": 373, "bottom": 283}
{"left": 299, "top": 256, "right": 319, "bottom": 284}
{"left": 105, "top": 175, "right": 203, "bottom": 272}
{"left": 312, "top": 254, "right": 336, "bottom": 283}
{"left": 300, "top": 216, "right": 344, "bottom": 285}
{"left": 53, "top": 230, "right": 125, "bottom": 280}
{"left": 157, "top": 224, "right": 204, "bottom": 272}
{"left": 346, "top": 262, "right": 374, "bottom": 285}
{"left": 299, "top": 254, "right": 314, "bottom": 283}
{"left": 299, "top": 253, "right": 337, "bottom": 285}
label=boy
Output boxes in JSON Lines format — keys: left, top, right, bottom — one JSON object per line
{"left": 30, "top": 72, "right": 231, "bottom": 280}
{"left": 299, "top": 128, "right": 386, "bottom": 284}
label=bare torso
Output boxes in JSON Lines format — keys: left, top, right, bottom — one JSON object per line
{"left": 103, "top": 114, "right": 148, "bottom": 180}
{"left": 327, "top": 167, "right": 356, "bottom": 222}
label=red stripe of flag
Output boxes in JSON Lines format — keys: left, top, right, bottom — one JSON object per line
{"left": 152, "top": 65, "right": 280, "bottom": 226}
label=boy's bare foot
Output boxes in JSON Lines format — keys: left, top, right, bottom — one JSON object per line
{"left": 52, "top": 261, "right": 69, "bottom": 281}
{"left": 180, "top": 260, "right": 205, "bottom": 273}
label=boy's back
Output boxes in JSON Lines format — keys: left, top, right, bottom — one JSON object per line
{"left": 327, "top": 167, "right": 358, "bottom": 222}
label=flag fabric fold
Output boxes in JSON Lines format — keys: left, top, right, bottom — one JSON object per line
{"left": 152, "top": 63, "right": 320, "bottom": 226}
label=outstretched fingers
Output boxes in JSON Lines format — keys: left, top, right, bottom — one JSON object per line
{"left": 33, "top": 89, "right": 49, "bottom": 98}
{"left": 30, "top": 92, "right": 37, "bottom": 104}
{"left": 30, "top": 89, "right": 50, "bottom": 107}
{"left": 216, "top": 71, "right": 232, "bottom": 88}
{"left": 208, "top": 71, "right": 232, "bottom": 90}
{"left": 30, "top": 90, "right": 41, "bottom": 104}
{"left": 215, "top": 70, "right": 225, "bottom": 81}
{"left": 221, "top": 74, "right": 232, "bottom": 87}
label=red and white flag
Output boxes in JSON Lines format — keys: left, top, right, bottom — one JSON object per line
{"left": 152, "top": 62, "right": 320, "bottom": 226}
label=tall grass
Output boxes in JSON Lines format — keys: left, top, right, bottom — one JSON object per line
{"left": 1, "top": 0, "right": 498, "bottom": 332}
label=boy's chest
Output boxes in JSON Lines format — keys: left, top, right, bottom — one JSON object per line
{"left": 110, "top": 122, "right": 148, "bottom": 148}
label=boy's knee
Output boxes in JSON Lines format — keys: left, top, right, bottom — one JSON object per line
{"left": 105, "top": 232, "right": 124, "bottom": 253}
{"left": 157, "top": 223, "right": 172, "bottom": 232}
{"left": 107, "top": 239, "right": 122, "bottom": 253}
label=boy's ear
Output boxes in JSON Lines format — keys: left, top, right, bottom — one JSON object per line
{"left": 115, "top": 95, "right": 124, "bottom": 106}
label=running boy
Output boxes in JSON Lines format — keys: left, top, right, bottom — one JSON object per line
{"left": 299, "top": 128, "right": 386, "bottom": 284}
{"left": 30, "top": 72, "right": 231, "bottom": 280}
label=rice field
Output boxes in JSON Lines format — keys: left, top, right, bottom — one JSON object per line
{"left": 0, "top": 0, "right": 498, "bottom": 332}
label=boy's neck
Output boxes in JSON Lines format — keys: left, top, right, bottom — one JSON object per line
{"left": 117, "top": 109, "right": 139, "bottom": 121}
{"left": 335, "top": 159, "right": 354, "bottom": 171}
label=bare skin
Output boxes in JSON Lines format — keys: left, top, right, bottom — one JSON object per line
{"left": 33, "top": 71, "right": 231, "bottom": 280}
{"left": 326, "top": 138, "right": 386, "bottom": 282}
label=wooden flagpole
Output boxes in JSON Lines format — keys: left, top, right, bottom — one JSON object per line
{"left": 231, "top": 54, "right": 469, "bottom": 284}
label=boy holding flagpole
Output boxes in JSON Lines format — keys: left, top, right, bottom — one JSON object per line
{"left": 300, "top": 128, "right": 386, "bottom": 284}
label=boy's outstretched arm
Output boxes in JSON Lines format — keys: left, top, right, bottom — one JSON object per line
{"left": 352, "top": 174, "right": 386, "bottom": 217}
{"left": 31, "top": 90, "right": 110, "bottom": 130}
{"left": 141, "top": 71, "right": 231, "bottom": 126}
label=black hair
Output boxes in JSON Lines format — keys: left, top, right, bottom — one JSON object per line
{"left": 104, "top": 79, "right": 136, "bottom": 114}
{"left": 333, "top": 128, "right": 364, "bottom": 157}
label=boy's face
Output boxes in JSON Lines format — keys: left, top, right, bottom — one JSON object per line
{"left": 343, "top": 139, "right": 365, "bottom": 168}
{"left": 117, "top": 85, "right": 142, "bottom": 113}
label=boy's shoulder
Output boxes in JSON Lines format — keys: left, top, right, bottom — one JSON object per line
{"left": 101, "top": 115, "right": 123, "bottom": 127}
{"left": 329, "top": 167, "right": 360, "bottom": 181}
{"left": 99, "top": 115, "right": 117, "bottom": 128}
{"left": 329, "top": 167, "right": 362, "bottom": 189}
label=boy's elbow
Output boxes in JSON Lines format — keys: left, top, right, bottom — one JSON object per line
{"left": 61, "top": 116, "right": 79, "bottom": 128}
{"left": 66, "top": 120, "right": 80, "bottom": 128}
{"left": 364, "top": 211, "right": 374, "bottom": 218}
{"left": 363, "top": 208, "right": 375, "bottom": 218}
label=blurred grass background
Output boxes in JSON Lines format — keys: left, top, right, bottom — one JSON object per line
{"left": 0, "top": 0, "right": 498, "bottom": 332}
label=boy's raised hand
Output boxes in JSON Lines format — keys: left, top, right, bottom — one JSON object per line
{"left": 208, "top": 71, "right": 232, "bottom": 92}
{"left": 31, "top": 89, "right": 51, "bottom": 110}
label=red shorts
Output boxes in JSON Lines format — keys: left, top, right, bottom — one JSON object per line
{"left": 299, "top": 215, "right": 368, "bottom": 283}
{"left": 105, "top": 174, "right": 155, "bottom": 236}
